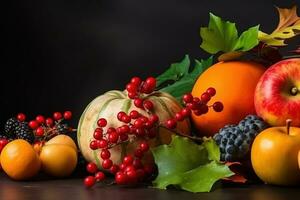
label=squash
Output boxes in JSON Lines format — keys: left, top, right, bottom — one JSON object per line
{"left": 77, "top": 90, "right": 190, "bottom": 168}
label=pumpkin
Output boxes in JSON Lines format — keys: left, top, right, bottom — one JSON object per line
{"left": 77, "top": 90, "right": 190, "bottom": 168}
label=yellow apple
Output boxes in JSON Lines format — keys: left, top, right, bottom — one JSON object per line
{"left": 251, "top": 120, "right": 300, "bottom": 185}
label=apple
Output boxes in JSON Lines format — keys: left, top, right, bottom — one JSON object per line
{"left": 254, "top": 58, "right": 300, "bottom": 127}
{"left": 251, "top": 120, "right": 300, "bottom": 185}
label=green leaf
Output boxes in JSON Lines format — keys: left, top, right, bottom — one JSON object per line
{"left": 180, "top": 161, "right": 234, "bottom": 192}
{"left": 200, "top": 13, "right": 259, "bottom": 54}
{"left": 202, "top": 139, "right": 220, "bottom": 161}
{"left": 156, "top": 55, "right": 190, "bottom": 87}
{"left": 158, "top": 56, "right": 213, "bottom": 101}
{"left": 152, "top": 136, "right": 234, "bottom": 193}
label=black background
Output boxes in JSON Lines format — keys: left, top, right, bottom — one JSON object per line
{"left": 2, "top": 0, "right": 300, "bottom": 129}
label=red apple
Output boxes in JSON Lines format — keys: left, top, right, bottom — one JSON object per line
{"left": 254, "top": 58, "right": 300, "bottom": 127}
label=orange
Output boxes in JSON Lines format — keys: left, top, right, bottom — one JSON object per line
{"left": 192, "top": 61, "right": 265, "bottom": 136}
{"left": 0, "top": 139, "right": 41, "bottom": 180}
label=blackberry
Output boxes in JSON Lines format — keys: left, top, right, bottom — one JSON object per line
{"left": 56, "top": 123, "right": 70, "bottom": 134}
{"left": 4, "top": 118, "right": 19, "bottom": 136}
{"left": 213, "top": 115, "right": 268, "bottom": 162}
{"left": 15, "top": 122, "right": 35, "bottom": 144}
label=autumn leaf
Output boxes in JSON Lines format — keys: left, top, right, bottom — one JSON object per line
{"left": 259, "top": 5, "right": 300, "bottom": 46}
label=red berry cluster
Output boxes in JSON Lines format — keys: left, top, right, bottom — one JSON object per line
{"left": 85, "top": 109, "right": 159, "bottom": 187}
{"left": 84, "top": 77, "right": 223, "bottom": 188}
{"left": 18, "top": 111, "right": 73, "bottom": 139}
{"left": 164, "top": 88, "right": 223, "bottom": 129}
{"left": 126, "top": 77, "right": 156, "bottom": 110}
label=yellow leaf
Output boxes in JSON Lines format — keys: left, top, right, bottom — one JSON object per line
{"left": 258, "top": 5, "right": 300, "bottom": 46}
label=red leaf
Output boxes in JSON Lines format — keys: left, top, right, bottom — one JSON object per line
{"left": 222, "top": 162, "right": 247, "bottom": 183}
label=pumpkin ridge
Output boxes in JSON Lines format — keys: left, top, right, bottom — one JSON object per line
{"left": 77, "top": 101, "right": 93, "bottom": 149}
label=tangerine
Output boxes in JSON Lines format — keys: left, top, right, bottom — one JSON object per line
{"left": 0, "top": 139, "right": 41, "bottom": 180}
{"left": 192, "top": 61, "right": 265, "bottom": 136}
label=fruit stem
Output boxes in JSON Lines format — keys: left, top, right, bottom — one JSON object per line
{"left": 159, "top": 126, "right": 203, "bottom": 142}
{"left": 291, "top": 87, "right": 298, "bottom": 96}
{"left": 286, "top": 119, "right": 292, "bottom": 135}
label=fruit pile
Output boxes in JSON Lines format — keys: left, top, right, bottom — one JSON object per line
{"left": 2, "top": 5, "right": 300, "bottom": 193}
{"left": 82, "top": 77, "right": 223, "bottom": 187}
{"left": 0, "top": 111, "right": 78, "bottom": 180}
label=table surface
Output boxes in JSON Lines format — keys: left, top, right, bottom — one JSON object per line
{"left": 0, "top": 172, "right": 299, "bottom": 200}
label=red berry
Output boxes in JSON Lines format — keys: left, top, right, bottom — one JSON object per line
{"left": 95, "top": 171, "right": 105, "bottom": 181}
{"left": 110, "top": 164, "right": 119, "bottom": 174}
{"left": 0, "top": 139, "right": 9, "bottom": 152}
{"left": 134, "top": 149, "right": 143, "bottom": 158}
{"left": 124, "top": 165, "right": 135, "bottom": 172}
{"left": 108, "top": 132, "right": 119, "bottom": 143}
{"left": 183, "top": 93, "right": 193, "bottom": 103}
{"left": 130, "top": 77, "right": 142, "bottom": 86}
{"left": 84, "top": 176, "right": 95, "bottom": 188}
{"left": 102, "top": 159, "right": 113, "bottom": 169}
{"left": 181, "top": 108, "right": 191, "bottom": 117}
{"left": 63, "top": 111, "right": 72, "bottom": 120}
{"left": 117, "top": 112, "right": 126, "bottom": 121}
{"left": 17, "top": 113, "right": 26, "bottom": 122}
{"left": 126, "top": 169, "right": 138, "bottom": 182}
{"left": 115, "top": 172, "right": 128, "bottom": 185}
{"left": 213, "top": 102, "right": 224, "bottom": 112}
{"left": 120, "top": 125, "right": 130, "bottom": 134}
{"left": 97, "top": 118, "right": 107, "bottom": 127}
{"left": 149, "top": 115, "right": 159, "bottom": 123}
{"left": 126, "top": 83, "right": 138, "bottom": 93}
{"left": 107, "top": 127, "right": 116, "bottom": 133}
{"left": 139, "top": 116, "right": 148, "bottom": 123}
{"left": 165, "top": 119, "right": 177, "bottom": 129}
{"left": 133, "top": 159, "right": 143, "bottom": 169}
{"left": 100, "top": 149, "right": 111, "bottom": 159}
{"left": 206, "top": 87, "right": 216, "bottom": 97}
{"left": 193, "top": 97, "right": 200, "bottom": 103}
{"left": 139, "top": 142, "right": 149, "bottom": 152}
{"left": 128, "top": 92, "right": 137, "bottom": 99}
{"left": 144, "top": 121, "right": 153, "bottom": 129}
{"left": 98, "top": 139, "right": 108, "bottom": 149}
{"left": 45, "top": 118, "right": 54, "bottom": 127}
{"left": 193, "top": 109, "right": 202, "bottom": 116}
{"left": 143, "top": 100, "right": 154, "bottom": 110}
{"left": 53, "top": 112, "right": 62, "bottom": 121}
{"left": 175, "top": 112, "right": 184, "bottom": 121}
{"left": 199, "top": 104, "right": 209, "bottom": 114}
{"left": 121, "top": 115, "right": 131, "bottom": 123}
{"left": 119, "top": 163, "right": 127, "bottom": 171}
{"left": 119, "top": 133, "right": 128, "bottom": 141}
{"left": 133, "top": 119, "right": 144, "bottom": 129}
{"left": 35, "top": 115, "right": 45, "bottom": 124}
{"left": 144, "top": 77, "right": 156, "bottom": 91}
{"left": 134, "top": 98, "right": 144, "bottom": 108}
{"left": 35, "top": 127, "right": 44, "bottom": 136}
{"left": 93, "top": 128, "right": 103, "bottom": 140}
{"left": 90, "top": 140, "right": 98, "bottom": 150}
{"left": 144, "top": 164, "right": 155, "bottom": 175}
{"left": 29, "top": 120, "right": 39, "bottom": 129}
{"left": 129, "top": 110, "right": 140, "bottom": 119}
{"left": 135, "top": 128, "right": 145, "bottom": 136}
{"left": 86, "top": 162, "right": 98, "bottom": 174}
{"left": 123, "top": 155, "right": 133, "bottom": 165}
{"left": 201, "top": 92, "right": 211, "bottom": 103}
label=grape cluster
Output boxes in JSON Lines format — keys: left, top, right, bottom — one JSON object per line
{"left": 84, "top": 76, "right": 224, "bottom": 188}
{"left": 213, "top": 115, "right": 268, "bottom": 162}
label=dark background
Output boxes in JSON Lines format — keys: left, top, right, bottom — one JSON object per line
{"left": 2, "top": 0, "right": 300, "bottom": 129}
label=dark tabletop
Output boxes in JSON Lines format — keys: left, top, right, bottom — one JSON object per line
{"left": 0, "top": 172, "right": 299, "bottom": 200}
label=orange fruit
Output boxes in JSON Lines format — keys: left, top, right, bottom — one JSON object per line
{"left": 0, "top": 139, "right": 41, "bottom": 180}
{"left": 192, "top": 61, "right": 265, "bottom": 136}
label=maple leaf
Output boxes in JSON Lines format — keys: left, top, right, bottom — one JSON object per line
{"left": 259, "top": 5, "right": 300, "bottom": 46}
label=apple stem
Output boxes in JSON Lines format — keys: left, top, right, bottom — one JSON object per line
{"left": 286, "top": 119, "right": 292, "bottom": 135}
